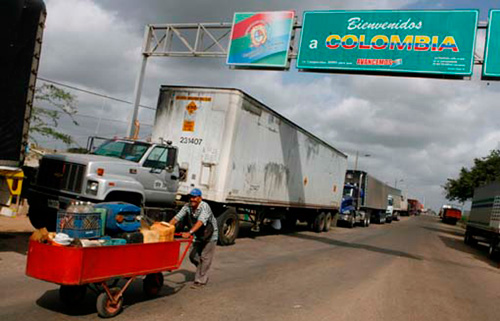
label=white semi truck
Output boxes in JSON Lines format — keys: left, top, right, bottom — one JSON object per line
{"left": 153, "top": 86, "right": 348, "bottom": 245}
{"left": 28, "top": 85, "right": 348, "bottom": 245}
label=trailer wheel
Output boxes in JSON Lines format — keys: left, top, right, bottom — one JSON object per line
{"left": 217, "top": 208, "right": 239, "bottom": 246}
{"left": 96, "top": 287, "right": 123, "bottom": 318}
{"left": 143, "top": 273, "right": 164, "bottom": 297}
{"left": 488, "top": 240, "right": 499, "bottom": 260}
{"left": 313, "top": 212, "right": 326, "bottom": 233}
{"left": 323, "top": 212, "right": 332, "bottom": 232}
{"left": 59, "top": 285, "right": 86, "bottom": 305}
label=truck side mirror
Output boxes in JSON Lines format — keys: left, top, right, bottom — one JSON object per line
{"left": 165, "top": 146, "right": 178, "bottom": 173}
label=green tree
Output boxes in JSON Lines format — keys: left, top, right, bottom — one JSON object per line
{"left": 30, "top": 83, "right": 78, "bottom": 145}
{"left": 444, "top": 150, "right": 500, "bottom": 202}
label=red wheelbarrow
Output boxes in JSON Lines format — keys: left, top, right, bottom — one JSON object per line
{"left": 26, "top": 234, "right": 193, "bottom": 318}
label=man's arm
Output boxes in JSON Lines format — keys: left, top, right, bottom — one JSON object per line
{"left": 169, "top": 205, "right": 188, "bottom": 226}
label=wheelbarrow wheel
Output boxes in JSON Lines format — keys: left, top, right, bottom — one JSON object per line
{"left": 96, "top": 287, "right": 123, "bottom": 318}
{"left": 143, "top": 273, "right": 164, "bottom": 297}
{"left": 59, "top": 285, "right": 86, "bottom": 305}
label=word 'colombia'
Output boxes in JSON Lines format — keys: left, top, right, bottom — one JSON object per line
{"left": 318, "top": 17, "right": 458, "bottom": 52}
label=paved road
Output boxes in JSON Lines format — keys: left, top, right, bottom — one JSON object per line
{"left": 1, "top": 216, "right": 499, "bottom": 320}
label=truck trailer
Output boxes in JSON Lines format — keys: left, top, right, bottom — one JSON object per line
{"left": 340, "top": 170, "right": 392, "bottom": 226}
{"left": 464, "top": 181, "right": 500, "bottom": 259}
{"left": 153, "top": 86, "right": 348, "bottom": 244}
{"left": 439, "top": 205, "right": 461, "bottom": 225}
{"left": 1, "top": 0, "right": 46, "bottom": 216}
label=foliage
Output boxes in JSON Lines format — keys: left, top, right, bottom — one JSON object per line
{"left": 30, "top": 84, "right": 78, "bottom": 145}
{"left": 443, "top": 150, "right": 500, "bottom": 202}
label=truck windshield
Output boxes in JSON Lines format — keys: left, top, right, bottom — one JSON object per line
{"left": 93, "top": 141, "right": 150, "bottom": 162}
{"left": 343, "top": 186, "right": 354, "bottom": 197}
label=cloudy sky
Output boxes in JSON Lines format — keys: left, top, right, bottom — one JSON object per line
{"left": 36, "top": 0, "right": 500, "bottom": 211}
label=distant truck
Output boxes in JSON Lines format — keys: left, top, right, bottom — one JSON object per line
{"left": 464, "top": 181, "right": 500, "bottom": 259}
{"left": 340, "top": 170, "right": 392, "bottom": 226}
{"left": 386, "top": 186, "right": 403, "bottom": 222}
{"left": 153, "top": 86, "right": 348, "bottom": 244}
{"left": 439, "top": 205, "right": 461, "bottom": 225}
{"left": 407, "top": 199, "right": 422, "bottom": 216}
{"left": 1, "top": 0, "right": 46, "bottom": 216}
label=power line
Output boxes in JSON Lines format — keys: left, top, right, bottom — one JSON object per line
{"left": 37, "top": 77, "right": 156, "bottom": 111}
{"left": 34, "top": 106, "right": 154, "bottom": 126}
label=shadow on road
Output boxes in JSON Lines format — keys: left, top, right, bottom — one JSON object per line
{"left": 283, "top": 232, "right": 423, "bottom": 261}
{"left": 420, "top": 225, "right": 464, "bottom": 238}
{"left": 36, "top": 269, "right": 195, "bottom": 316}
{"left": 0, "top": 232, "right": 31, "bottom": 255}
{"left": 438, "top": 234, "right": 500, "bottom": 269}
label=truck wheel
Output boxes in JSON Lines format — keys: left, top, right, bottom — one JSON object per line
{"left": 348, "top": 215, "right": 355, "bottom": 228}
{"left": 488, "top": 240, "right": 499, "bottom": 259}
{"left": 367, "top": 217, "right": 371, "bottom": 227}
{"left": 464, "top": 231, "right": 470, "bottom": 245}
{"left": 59, "top": 285, "right": 86, "bottom": 305}
{"left": 313, "top": 212, "right": 326, "bottom": 233}
{"left": 323, "top": 212, "right": 332, "bottom": 232}
{"left": 217, "top": 208, "right": 239, "bottom": 246}
{"left": 143, "top": 273, "right": 164, "bottom": 297}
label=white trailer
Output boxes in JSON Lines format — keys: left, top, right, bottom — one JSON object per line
{"left": 153, "top": 86, "right": 348, "bottom": 244}
{"left": 465, "top": 180, "right": 500, "bottom": 259}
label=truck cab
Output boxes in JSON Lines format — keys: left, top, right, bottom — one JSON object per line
{"left": 27, "top": 138, "right": 179, "bottom": 230}
{"left": 339, "top": 183, "right": 370, "bottom": 228}
{"left": 386, "top": 195, "right": 394, "bottom": 223}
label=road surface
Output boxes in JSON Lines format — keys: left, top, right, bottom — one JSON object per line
{"left": 1, "top": 215, "right": 499, "bottom": 320}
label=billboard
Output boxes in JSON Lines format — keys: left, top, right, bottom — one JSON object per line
{"left": 227, "top": 11, "right": 294, "bottom": 68}
{"left": 483, "top": 10, "right": 500, "bottom": 78}
{"left": 297, "top": 10, "right": 478, "bottom": 76}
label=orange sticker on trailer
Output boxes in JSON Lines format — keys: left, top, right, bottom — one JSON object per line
{"left": 182, "top": 121, "right": 195, "bottom": 132}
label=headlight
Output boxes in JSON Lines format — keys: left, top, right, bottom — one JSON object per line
{"left": 86, "top": 180, "right": 99, "bottom": 195}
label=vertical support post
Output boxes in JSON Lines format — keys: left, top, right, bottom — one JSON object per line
{"left": 127, "top": 26, "right": 151, "bottom": 138}
{"left": 354, "top": 150, "right": 359, "bottom": 171}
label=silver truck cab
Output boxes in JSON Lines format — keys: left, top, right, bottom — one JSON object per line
{"left": 27, "top": 138, "right": 179, "bottom": 230}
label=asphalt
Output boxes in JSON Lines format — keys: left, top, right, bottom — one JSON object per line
{"left": 1, "top": 215, "right": 499, "bottom": 320}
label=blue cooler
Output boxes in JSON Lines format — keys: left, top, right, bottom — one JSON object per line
{"left": 94, "top": 202, "right": 141, "bottom": 233}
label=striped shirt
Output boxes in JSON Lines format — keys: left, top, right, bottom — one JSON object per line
{"left": 174, "top": 201, "right": 218, "bottom": 242}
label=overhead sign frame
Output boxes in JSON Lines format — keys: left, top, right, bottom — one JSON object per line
{"left": 297, "top": 10, "right": 479, "bottom": 77}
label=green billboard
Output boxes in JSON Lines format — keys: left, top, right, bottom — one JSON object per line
{"left": 297, "top": 10, "right": 478, "bottom": 76}
{"left": 483, "top": 10, "right": 500, "bottom": 78}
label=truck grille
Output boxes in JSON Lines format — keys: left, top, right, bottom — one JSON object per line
{"left": 37, "top": 159, "right": 86, "bottom": 193}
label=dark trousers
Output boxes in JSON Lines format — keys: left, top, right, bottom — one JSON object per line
{"left": 189, "top": 240, "right": 216, "bottom": 285}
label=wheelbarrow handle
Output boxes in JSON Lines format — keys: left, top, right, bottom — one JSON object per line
{"left": 174, "top": 233, "right": 193, "bottom": 267}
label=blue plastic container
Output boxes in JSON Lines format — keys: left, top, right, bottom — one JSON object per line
{"left": 56, "top": 211, "right": 102, "bottom": 239}
{"left": 94, "top": 202, "right": 141, "bottom": 233}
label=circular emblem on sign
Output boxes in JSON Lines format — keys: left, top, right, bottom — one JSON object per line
{"left": 250, "top": 24, "right": 268, "bottom": 47}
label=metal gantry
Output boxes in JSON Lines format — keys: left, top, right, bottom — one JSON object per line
{"left": 127, "top": 21, "right": 488, "bottom": 137}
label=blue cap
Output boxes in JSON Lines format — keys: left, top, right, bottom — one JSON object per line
{"left": 189, "top": 188, "right": 202, "bottom": 197}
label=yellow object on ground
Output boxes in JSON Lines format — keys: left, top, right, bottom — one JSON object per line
{"left": 0, "top": 167, "right": 25, "bottom": 216}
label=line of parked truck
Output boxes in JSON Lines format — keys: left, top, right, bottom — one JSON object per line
{"left": 24, "top": 86, "right": 422, "bottom": 245}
